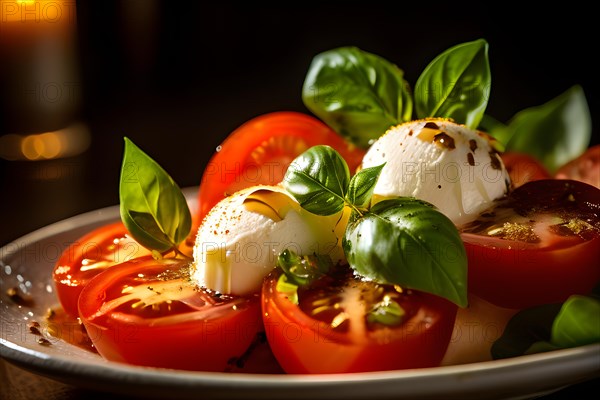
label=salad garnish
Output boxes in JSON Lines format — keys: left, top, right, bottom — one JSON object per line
{"left": 283, "top": 144, "right": 384, "bottom": 216}
{"left": 414, "top": 38, "right": 490, "bottom": 128}
{"left": 274, "top": 249, "right": 333, "bottom": 305}
{"left": 492, "top": 290, "right": 600, "bottom": 359}
{"left": 303, "top": 39, "right": 591, "bottom": 175}
{"left": 119, "top": 137, "right": 192, "bottom": 257}
{"left": 303, "top": 39, "right": 490, "bottom": 148}
{"left": 283, "top": 144, "right": 468, "bottom": 307}
{"left": 302, "top": 46, "right": 413, "bottom": 148}
{"left": 483, "top": 85, "right": 591, "bottom": 172}
{"left": 344, "top": 198, "right": 468, "bottom": 307}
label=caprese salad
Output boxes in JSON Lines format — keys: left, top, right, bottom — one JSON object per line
{"left": 50, "top": 39, "right": 600, "bottom": 374}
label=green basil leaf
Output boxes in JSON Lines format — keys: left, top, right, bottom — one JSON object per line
{"left": 526, "top": 295, "right": 600, "bottom": 354}
{"left": 283, "top": 145, "right": 350, "bottom": 215}
{"left": 302, "top": 46, "right": 413, "bottom": 148}
{"left": 346, "top": 163, "right": 385, "bottom": 209}
{"left": 276, "top": 274, "right": 299, "bottom": 305}
{"left": 343, "top": 198, "right": 468, "bottom": 307}
{"left": 119, "top": 137, "right": 191, "bottom": 252}
{"left": 414, "top": 39, "right": 490, "bottom": 129}
{"left": 277, "top": 249, "right": 332, "bottom": 287}
{"left": 478, "top": 114, "right": 509, "bottom": 150}
{"left": 550, "top": 295, "right": 600, "bottom": 347}
{"left": 504, "top": 85, "right": 591, "bottom": 173}
{"left": 491, "top": 303, "right": 562, "bottom": 359}
{"left": 367, "top": 298, "right": 405, "bottom": 327}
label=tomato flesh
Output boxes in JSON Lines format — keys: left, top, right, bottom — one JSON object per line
{"left": 197, "top": 111, "right": 365, "bottom": 222}
{"left": 461, "top": 179, "right": 600, "bottom": 309}
{"left": 262, "top": 267, "right": 457, "bottom": 374}
{"left": 501, "top": 152, "right": 550, "bottom": 188}
{"left": 53, "top": 221, "right": 196, "bottom": 317}
{"left": 78, "top": 256, "right": 262, "bottom": 371}
{"left": 52, "top": 222, "right": 151, "bottom": 317}
{"left": 555, "top": 144, "right": 600, "bottom": 189}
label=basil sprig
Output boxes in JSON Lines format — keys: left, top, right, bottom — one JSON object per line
{"left": 277, "top": 249, "right": 332, "bottom": 287}
{"left": 283, "top": 145, "right": 350, "bottom": 215}
{"left": 302, "top": 47, "right": 413, "bottom": 148}
{"left": 344, "top": 199, "right": 467, "bottom": 307}
{"left": 492, "top": 293, "right": 600, "bottom": 359}
{"left": 302, "top": 40, "right": 490, "bottom": 148}
{"left": 119, "top": 137, "right": 192, "bottom": 254}
{"left": 284, "top": 145, "right": 384, "bottom": 216}
{"left": 415, "top": 38, "right": 490, "bottom": 129}
{"left": 485, "top": 85, "right": 591, "bottom": 173}
{"left": 283, "top": 145, "right": 468, "bottom": 307}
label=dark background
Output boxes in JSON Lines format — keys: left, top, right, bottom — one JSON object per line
{"left": 0, "top": 2, "right": 598, "bottom": 397}
{"left": 1, "top": 1, "right": 598, "bottom": 247}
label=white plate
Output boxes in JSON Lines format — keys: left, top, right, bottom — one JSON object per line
{"left": 1, "top": 188, "right": 599, "bottom": 400}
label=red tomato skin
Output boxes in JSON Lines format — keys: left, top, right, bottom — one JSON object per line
{"left": 261, "top": 275, "right": 457, "bottom": 374}
{"left": 463, "top": 179, "right": 600, "bottom": 309}
{"left": 197, "top": 111, "right": 365, "bottom": 222}
{"left": 53, "top": 221, "right": 149, "bottom": 317}
{"left": 463, "top": 234, "right": 600, "bottom": 309}
{"left": 501, "top": 152, "right": 550, "bottom": 188}
{"left": 78, "top": 257, "right": 263, "bottom": 371}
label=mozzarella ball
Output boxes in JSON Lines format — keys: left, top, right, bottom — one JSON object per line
{"left": 192, "top": 185, "right": 347, "bottom": 295}
{"left": 361, "top": 119, "right": 511, "bottom": 226}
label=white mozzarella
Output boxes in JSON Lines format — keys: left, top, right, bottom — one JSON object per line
{"left": 361, "top": 119, "right": 510, "bottom": 226}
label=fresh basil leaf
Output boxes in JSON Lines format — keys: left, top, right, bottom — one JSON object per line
{"left": 343, "top": 198, "right": 468, "bottom": 307}
{"left": 491, "top": 303, "right": 562, "bottom": 359}
{"left": 415, "top": 39, "right": 490, "bottom": 129}
{"left": 276, "top": 274, "right": 299, "bottom": 305}
{"left": 119, "top": 137, "right": 192, "bottom": 252}
{"left": 283, "top": 145, "right": 350, "bottom": 215}
{"left": 277, "top": 249, "right": 332, "bottom": 287}
{"left": 526, "top": 295, "right": 600, "bottom": 354}
{"left": 478, "top": 114, "right": 509, "bottom": 151}
{"left": 302, "top": 46, "right": 413, "bottom": 148}
{"left": 504, "top": 85, "right": 591, "bottom": 173}
{"left": 346, "top": 163, "right": 385, "bottom": 209}
{"left": 367, "top": 298, "right": 405, "bottom": 327}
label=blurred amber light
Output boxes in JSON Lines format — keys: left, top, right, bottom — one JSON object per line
{"left": 0, "top": 0, "right": 76, "bottom": 23}
{"left": 0, "top": 122, "right": 90, "bottom": 161}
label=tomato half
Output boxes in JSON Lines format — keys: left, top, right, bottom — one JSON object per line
{"left": 53, "top": 221, "right": 197, "bottom": 318}
{"left": 78, "top": 256, "right": 263, "bottom": 371}
{"left": 197, "top": 111, "right": 365, "bottom": 221}
{"left": 52, "top": 221, "right": 151, "bottom": 317}
{"left": 262, "top": 267, "right": 457, "bottom": 374}
{"left": 555, "top": 144, "right": 600, "bottom": 189}
{"left": 500, "top": 152, "right": 550, "bottom": 188}
{"left": 461, "top": 179, "right": 600, "bottom": 309}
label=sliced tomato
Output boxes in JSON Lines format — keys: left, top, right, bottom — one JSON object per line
{"left": 53, "top": 221, "right": 196, "bottom": 317}
{"left": 78, "top": 256, "right": 263, "bottom": 371}
{"left": 52, "top": 222, "right": 151, "bottom": 317}
{"left": 500, "top": 152, "right": 550, "bottom": 188}
{"left": 262, "top": 266, "right": 457, "bottom": 374}
{"left": 461, "top": 179, "right": 600, "bottom": 309}
{"left": 555, "top": 144, "right": 600, "bottom": 189}
{"left": 197, "top": 111, "right": 365, "bottom": 222}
